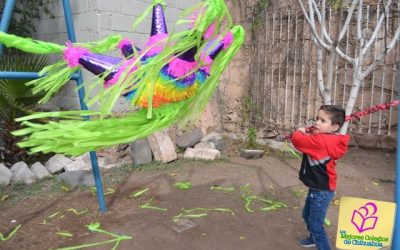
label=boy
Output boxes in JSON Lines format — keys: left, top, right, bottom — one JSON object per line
{"left": 291, "top": 105, "right": 350, "bottom": 250}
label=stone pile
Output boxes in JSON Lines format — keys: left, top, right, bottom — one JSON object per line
{"left": 0, "top": 128, "right": 226, "bottom": 187}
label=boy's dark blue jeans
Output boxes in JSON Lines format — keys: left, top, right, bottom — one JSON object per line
{"left": 302, "top": 188, "right": 335, "bottom": 250}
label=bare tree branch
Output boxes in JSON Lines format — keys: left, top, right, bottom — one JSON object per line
{"left": 311, "top": 0, "right": 333, "bottom": 44}
{"left": 362, "top": 0, "right": 392, "bottom": 54}
{"left": 338, "top": 0, "right": 359, "bottom": 42}
{"left": 361, "top": 25, "right": 400, "bottom": 79}
{"left": 333, "top": 0, "right": 344, "bottom": 47}
{"left": 297, "top": 0, "right": 331, "bottom": 49}
{"left": 356, "top": 0, "right": 364, "bottom": 40}
{"left": 335, "top": 44, "right": 354, "bottom": 62}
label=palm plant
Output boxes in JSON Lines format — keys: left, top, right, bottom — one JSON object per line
{"left": 0, "top": 54, "right": 50, "bottom": 166}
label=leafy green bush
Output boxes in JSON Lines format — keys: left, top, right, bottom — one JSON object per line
{"left": 246, "top": 127, "right": 257, "bottom": 148}
{"left": 0, "top": 54, "right": 51, "bottom": 166}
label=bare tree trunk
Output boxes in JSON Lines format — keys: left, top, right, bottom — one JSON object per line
{"left": 324, "top": 48, "right": 336, "bottom": 104}
{"left": 316, "top": 47, "right": 326, "bottom": 100}
{"left": 340, "top": 60, "right": 362, "bottom": 133}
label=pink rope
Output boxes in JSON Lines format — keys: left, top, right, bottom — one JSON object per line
{"left": 345, "top": 100, "right": 399, "bottom": 121}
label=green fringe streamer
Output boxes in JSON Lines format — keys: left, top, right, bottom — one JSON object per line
{"left": 13, "top": 101, "right": 189, "bottom": 155}
{"left": 0, "top": 32, "right": 64, "bottom": 54}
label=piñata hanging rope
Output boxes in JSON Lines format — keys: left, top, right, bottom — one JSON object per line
{"left": 345, "top": 100, "right": 399, "bottom": 121}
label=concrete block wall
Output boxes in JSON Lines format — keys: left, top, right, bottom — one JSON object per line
{"left": 34, "top": 0, "right": 199, "bottom": 111}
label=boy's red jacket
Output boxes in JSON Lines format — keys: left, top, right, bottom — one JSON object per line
{"left": 291, "top": 131, "right": 350, "bottom": 191}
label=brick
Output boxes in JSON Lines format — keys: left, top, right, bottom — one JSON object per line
{"left": 97, "top": 0, "right": 123, "bottom": 13}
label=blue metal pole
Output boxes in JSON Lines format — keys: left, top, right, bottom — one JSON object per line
{"left": 0, "top": 71, "right": 80, "bottom": 80}
{"left": 393, "top": 62, "right": 400, "bottom": 249}
{"left": 61, "top": 0, "right": 107, "bottom": 212}
{"left": 0, "top": 0, "right": 15, "bottom": 56}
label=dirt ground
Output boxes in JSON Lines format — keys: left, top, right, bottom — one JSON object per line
{"left": 0, "top": 146, "right": 396, "bottom": 250}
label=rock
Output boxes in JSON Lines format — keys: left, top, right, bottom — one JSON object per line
{"left": 274, "top": 135, "right": 287, "bottom": 142}
{"left": 201, "top": 132, "right": 225, "bottom": 150}
{"left": 10, "top": 162, "right": 37, "bottom": 185}
{"left": 0, "top": 163, "right": 12, "bottom": 185}
{"left": 72, "top": 153, "right": 91, "bottom": 165}
{"left": 45, "top": 154, "right": 73, "bottom": 174}
{"left": 176, "top": 128, "right": 203, "bottom": 149}
{"left": 69, "top": 153, "right": 112, "bottom": 169}
{"left": 353, "top": 134, "right": 379, "bottom": 149}
{"left": 82, "top": 173, "right": 95, "bottom": 186}
{"left": 148, "top": 130, "right": 177, "bottom": 163}
{"left": 348, "top": 134, "right": 358, "bottom": 148}
{"left": 184, "top": 148, "right": 221, "bottom": 161}
{"left": 64, "top": 159, "right": 92, "bottom": 171}
{"left": 201, "top": 132, "right": 223, "bottom": 142}
{"left": 210, "top": 140, "right": 225, "bottom": 151}
{"left": 194, "top": 141, "right": 216, "bottom": 150}
{"left": 224, "top": 132, "right": 246, "bottom": 141}
{"left": 172, "top": 218, "right": 197, "bottom": 233}
{"left": 57, "top": 170, "right": 95, "bottom": 186}
{"left": 130, "top": 138, "right": 153, "bottom": 165}
{"left": 378, "top": 135, "right": 396, "bottom": 150}
{"left": 31, "top": 162, "right": 51, "bottom": 179}
{"left": 97, "top": 144, "right": 130, "bottom": 167}
{"left": 239, "top": 149, "right": 265, "bottom": 159}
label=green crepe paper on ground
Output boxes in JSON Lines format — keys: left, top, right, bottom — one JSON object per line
{"left": 173, "top": 181, "right": 192, "bottom": 190}
{"left": 210, "top": 185, "right": 235, "bottom": 192}
{"left": 42, "top": 211, "right": 62, "bottom": 224}
{"left": 241, "top": 194, "right": 287, "bottom": 213}
{"left": 0, "top": 224, "right": 21, "bottom": 241}
{"left": 173, "top": 207, "right": 235, "bottom": 223}
{"left": 131, "top": 188, "right": 150, "bottom": 198}
{"left": 139, "top": 198, "right": 168, "bottom": 211}
{"left": 90, "top": 187, "right": 115, "bottom": 196}
{"left": 10, "top": 0, "right": 245, "bottom": 156}
{"left": 56, "top": 222, "right": 132, "bottom": 250}
{"left": 56, "top": 231, "right": 74, "bottom": 237}
{"left": 324, "top": 218, "right": 331, "bottom": 226}
{"left": 67, "top": 208, "right": 89, "bottom": 215}
{"left": 42, "top": 208, "right": 88, "bottom": 224}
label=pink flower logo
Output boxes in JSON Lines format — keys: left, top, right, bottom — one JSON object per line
{"left": 351, "top": 202, "right": 378, "bottom": 233}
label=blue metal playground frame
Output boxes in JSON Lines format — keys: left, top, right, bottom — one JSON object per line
{"left": 1, "top": 0, "right": 399, "bottom": 246}
{"left": 0, "top": 0, "right": 107, "bottom": 212}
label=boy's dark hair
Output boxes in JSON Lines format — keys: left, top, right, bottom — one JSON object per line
{"left": 319, "top": 105, "right": 345, "bottom": 128}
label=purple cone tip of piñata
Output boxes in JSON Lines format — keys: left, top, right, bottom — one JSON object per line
{"left": 177, "top": 46, "right": 197, "bottom": 62}
{"left": 63, "top": 41, "right": 89, "bottom": 68}
{"left": 78, "top": 53, "right": 122, "bottom": 81}
{"left": 151, "top": 4, "right": 168, "bottom": 36}
{"left": 118, "top": 38, "right": 134, "bottom": 57}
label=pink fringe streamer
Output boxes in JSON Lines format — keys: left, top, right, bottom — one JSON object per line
{"left": 203, "top": 23, "right": 216, "bottom": 39}
{"left": 63, "top": 41, "right": 89, "bottom": 68}
{"left": 222, "top": 32, "right": 233, "bottom": 49}
{"left": 145, "top": 33, "right": 169, "bottom": 56}
{"left": 117, "top": 38, "right": 132, "bottom": 49}
{"left": 104, "top": 57, "right": 138, "bottom": 88}
{"left": 199, "top": 55, "right": 213, "bottom": 74}
{"left": 167, "top": 57, "right": 198, "bottom": 77}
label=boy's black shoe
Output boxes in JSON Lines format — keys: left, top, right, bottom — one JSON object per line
{"left": 298, "top": 237, "right": 316, "bottom": 248}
